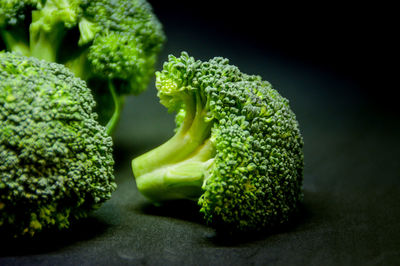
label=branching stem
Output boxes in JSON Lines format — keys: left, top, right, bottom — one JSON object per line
{"left": 105, "top": 80, "right": 124, "bottom": 135}
{"left": 132, "top": 92, "right": 213, "bottom": 177}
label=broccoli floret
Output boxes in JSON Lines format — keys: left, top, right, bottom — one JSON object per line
{"left": 0, "top": 0, "right": 165, "bottom": 133}
{"left": 131, "top": 52, "right": 304, "bottom": 232}
{"left": 0, "top": 52, "right": 116, "bottom": 238}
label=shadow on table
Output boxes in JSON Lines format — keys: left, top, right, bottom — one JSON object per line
{"left": 136, "top": 189, "right": 327, "bottom": 246}
{"left": 138, "top": 200, "right": 205, "bottom": 225}
{"left": 206, "top": 189, "right": 333, "bottom": 246}
{"left": 0, "top": 215, "right": 110, "bottom": 257}
{"left": 207, "top": 205, "right": 313, "bottom": 246}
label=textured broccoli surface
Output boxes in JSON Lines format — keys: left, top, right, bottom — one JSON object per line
{"left": 132, "top": 52, "right": 304, "bottom": 232}
{"left": 0, "top": 52, "right": 116, "bottom": 238}
{"left": 0, "top": 0, "right": 165, "bottom": 133}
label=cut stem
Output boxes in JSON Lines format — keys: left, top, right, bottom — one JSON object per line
{"left": 134, "top": 139, "right": 215, "bottom": 202}
{"left": 132, "top": 92, "right": 212, "bottom": 177}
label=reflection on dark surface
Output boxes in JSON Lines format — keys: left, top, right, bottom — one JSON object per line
{"left": 135, "top": 190, "right": 321, "bottom": 246}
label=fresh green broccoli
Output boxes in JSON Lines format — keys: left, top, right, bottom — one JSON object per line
{"left": 0, "top": 0, "right": 165, "bottom": 133}
{"left": 131, "top": 52, "right": 304, "bottom": 232}
{"left": 0, "top": 52, "right": 116, "bottom": 238}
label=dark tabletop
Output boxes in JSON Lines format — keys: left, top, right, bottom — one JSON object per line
{"left": 1, "top": 2, "right": 398, "bottom": 265}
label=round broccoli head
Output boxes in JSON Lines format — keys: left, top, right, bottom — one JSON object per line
{"left": 1, "top": 0, "right": 166, "bottom": 132}
{"left": 85, "top": 0, "right": 165, "bottom": 94}
{"left": 1, "top": 0, "right": 165, "bottom": 93}
{"left": 0, "top": 52, "right": 116, "bottom": 238}
{"left": 132, "top": 52, "right": 304, "bottom": 233}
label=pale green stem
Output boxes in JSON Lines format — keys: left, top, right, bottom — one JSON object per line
{"left": 135, "top": 139, "right": 215, "bottom": 202}
{"left": 132, "top": 92, "right": 212, "bottom": 178}
{"left": 1, "top": 29, "right": 31, "bottom": 56}
{"left": 105, "top": 80, "right": 124, "bottom": 135}
{"left": 64, "top": 49, "right": 91, "bottom": 81}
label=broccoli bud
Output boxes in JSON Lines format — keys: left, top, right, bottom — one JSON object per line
{"left": 0, "top": 0, "right": 165, "bottom": 134}
{"left": 132, "top": 52, "right": 304, "bottom": 233}
{"left": 0, "top": 52, "right": 116, "bottom": 238}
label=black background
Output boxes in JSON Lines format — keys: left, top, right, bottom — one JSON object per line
{"left": 149, "top": 1, "right": 397, "bottom": 112}
{"left": 1, "top": 1, "right": 399, "bottom": 265}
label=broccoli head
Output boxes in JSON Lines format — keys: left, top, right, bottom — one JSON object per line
{"left": 0, "top": 52, "right": 116, "bottom": 238}
{"left": 0, "top": 0, "right": 165, "bottom": 133}
{"left": 131, "top": 52, "right": 304, "bottom": 232}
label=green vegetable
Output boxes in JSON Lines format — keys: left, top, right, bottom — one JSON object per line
{"left": 0, "top": 0, "right": 165, "bottom": 134}
{"left": 0, "top": 52, "right": 116, "bottom": 238}
{"left": 132, "top": 52, "right": 304, "bottom": 232}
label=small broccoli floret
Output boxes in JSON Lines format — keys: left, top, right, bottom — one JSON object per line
{"left": 0, "top": 0, "right": 165, "bottom": 133}
{"left": 0, "top": 52, "right": 116, "bottom": 238}
{"left": 132, "top": 52, "right": 304, "bottom": 232}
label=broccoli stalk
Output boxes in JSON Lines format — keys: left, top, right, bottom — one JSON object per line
{"left": 0, "top": 0, "right": 165, "bottom": 134}
{"left": 0, "top": 27, "right": 30, "bottom": 56}
{"left": 132, "top": 92, "right": 215, "bottom": 201}
{"left": 29, "top": 0, "right": 81, "bottom": 62}
{"left": 28, "top": 8, "right": 121, "bottom": 134}
{"left": 30, "top": 25, "right": 63, "bottom": 62}
{"left": 105, "top": 80, "right": 125, "bottom": 135}
{"left": 132, "top": 52, "right": 304, "bottom": 232}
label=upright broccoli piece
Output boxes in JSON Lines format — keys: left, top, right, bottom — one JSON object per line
{"left": 132, "top": 52, "right": 304, "bottom": 232}
{"left": 0, "top": 0, "right": 165, "bottom": 133}
{"left": 0, "top": 52, "right": 116, "bottom": 238}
